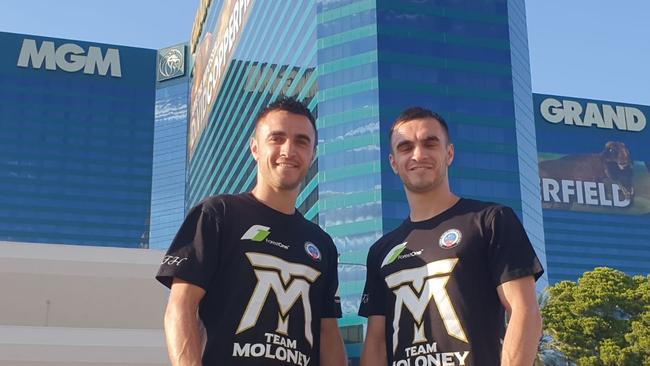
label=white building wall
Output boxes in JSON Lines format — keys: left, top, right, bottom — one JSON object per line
{"left": 0, "top": 242, "right": 171, "bottom": 366}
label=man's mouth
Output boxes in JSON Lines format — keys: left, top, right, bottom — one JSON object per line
{"left": 408, "top": 165, "right": 433, "bottom": 171}
{"left": 276, "top": 161, "right": 299, "bottom": 168}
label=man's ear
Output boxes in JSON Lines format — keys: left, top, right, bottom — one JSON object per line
{"left": 389, "top": 153, "right": 398, "bottom": 174}
{"left": 310, "top": 146, "right": 317, "bottom": 166}
{"left": 250, "top": 136, "right": 258, "bottom": 161}
{"left": 446, "top": 143, "right": 455, "bottom": 166}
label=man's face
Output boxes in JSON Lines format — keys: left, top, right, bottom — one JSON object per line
{"left": 389, "top": 117, "right": 454, "bottom": 194}
{"left": 251, "top": 110, "right": 316, "bottom": 191}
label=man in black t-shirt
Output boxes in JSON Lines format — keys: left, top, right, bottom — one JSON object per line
{"left": 157, "top": 98, "right": 346, "bottom": 366}
{"left": 359, "top": 107, "right": 544, "bottom": 366}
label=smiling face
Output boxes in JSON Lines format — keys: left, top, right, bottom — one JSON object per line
{"left": 251, "top": 110, "right": 316, "bottom": 192}
{"left": 389, "top": 117, "right": 454, "bottom": 194}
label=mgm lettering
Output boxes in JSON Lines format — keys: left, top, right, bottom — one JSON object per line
{"left": 17, "top": 39, "right": 122, "bottom": 77}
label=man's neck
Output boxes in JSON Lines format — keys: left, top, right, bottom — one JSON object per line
{"left": 406, "top": 186, "right": 459, "bottom": 222}
{"left": 251, "top": 184, "right": 298, "bottom": 215}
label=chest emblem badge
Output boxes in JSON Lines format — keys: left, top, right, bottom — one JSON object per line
{"left": 439, "top": 229, "right": 462, "bottom": 249}
{"left": 304, "top": 242, "right": 321, "bottom": 261}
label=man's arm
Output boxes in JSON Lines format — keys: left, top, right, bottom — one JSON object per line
{"left": 497, "top": 275, "right": 542, "bottom": 366}
{"left": 360, "top": 315, "right": 387, "bottom": 366}
{"left": 320, "top": 318, "right": 347, "bottom": 366}
{"left": 164, "top": 278, "right": 206, "bottom": 366}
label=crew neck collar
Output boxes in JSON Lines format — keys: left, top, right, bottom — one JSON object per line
{"left": 407, "top": 198, "right": 464, "bottom": 226}
{"left": 245, "top": 192, "right": 300, "bottom": 218}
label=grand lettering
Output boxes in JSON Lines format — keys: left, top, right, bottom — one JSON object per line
{"left": 540, "top": 98, "right": 645, "bottom": 132}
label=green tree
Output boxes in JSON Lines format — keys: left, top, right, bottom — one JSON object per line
{"left": 541, "top": 267, "right": 650, "bottom": 365}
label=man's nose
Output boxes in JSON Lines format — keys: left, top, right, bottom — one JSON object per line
{"left": 411, "top": 144, "right": 426, "bottom": 160}
{"left": 280, "top": 139, "right": 296, "bottom": 157}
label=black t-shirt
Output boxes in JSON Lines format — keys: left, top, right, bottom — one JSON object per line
{"left": 358, "top": 198, "right": 544, "bottom": 366}
{"left": 156, "top": 193, "right": 342, "bottom": 366}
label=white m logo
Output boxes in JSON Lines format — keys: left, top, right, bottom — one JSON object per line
{"left": 237, "top": 252, "right": 320, "bottom": 345}
{"left": 385, "top": 258, "right": 467, "bottom": 354}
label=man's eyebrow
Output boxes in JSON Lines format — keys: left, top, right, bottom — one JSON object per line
{"left": 267, "top": 130, "right": 312, "bottom": 143}
{"left": 294, "top": 133, "right": 312, "bottom": 143}
{"left": 395, "top": 140, "right": 414, "bottom": 149}
{"left": 423, "top": 135, "right": 441, "bottom": 143}
{"left": 267, "top": 131, "right": 287, "bottom": 138}
{"left": 394, "top": 135, "right": 442, "bottom": 150}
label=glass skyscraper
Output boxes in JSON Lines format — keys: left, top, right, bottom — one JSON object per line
{"left": 149, "top": 44, "right": 190, "bottom": 250}
{"left": 186, "top": 0, "right": 318, "bottom": 216}
{"left": 0, "top": 31, "right": 156, "bottom": 248}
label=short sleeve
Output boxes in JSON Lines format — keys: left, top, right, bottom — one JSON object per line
{"left": 487, "top": 206, "right": 544, "bottom": 287}
{"left": 155, "top": 203, "right": 221, "bottom": 290}
{"left": 358, "top": 246, "right": 388, "bottom": 317}
{"left": 321, "top": 238, "right": 342, "bottom": 318}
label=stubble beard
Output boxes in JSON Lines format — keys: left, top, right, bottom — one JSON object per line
{"left": 262, "top": 166, "right": 306, "bottom": 191}
{"left": 402, "top": 169, "right": 447, "bottom": 194}
{"left": 276, "top": 177, "right": 303, "bottom": 191}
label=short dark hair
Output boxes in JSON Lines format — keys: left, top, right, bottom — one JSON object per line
{"left": 255, "top": 97, "right": 318, "bottom": 145}
{"left": 389, "top": 106, "right": 450, "bottom": 145}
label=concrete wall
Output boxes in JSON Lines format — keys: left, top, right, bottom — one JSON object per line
{"left": 0, "top": 241, "right": 170, "bottom": 366}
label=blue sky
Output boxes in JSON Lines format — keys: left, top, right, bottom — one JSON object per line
{"left": 2, "top": 0, "right": 649, "bottom": 105}
{"left": 526, "top": 1, "right": 650, "bottom": 105}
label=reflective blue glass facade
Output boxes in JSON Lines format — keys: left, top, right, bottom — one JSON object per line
{"left": 187, "top": 0, "right": 318, "bottom": 216}
{"left": 0, "top": 31, "right": 156, "bottom": 248}
{"left": 149, "top": 45, "right": 189, "bottom": 250}
{"left": 189, "top": 0, "right": 545, "bottom": 360}
{"left": 315, "top": 2, "right": 381, "bottom": 345}
{"left": 317, "top": 0, "right": 547, "bottom": 340}
{"left": 508, "top": 0, "right": 548, "bottom": 290}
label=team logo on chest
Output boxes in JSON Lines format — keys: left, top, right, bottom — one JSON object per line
{"left": 439, "top": 229, "right": 462, "bottom": 249}
{"left": 237, "top": 252, "right": 320, "bottom": 345}
{"left": 384, "top": 258, "right": 468, "bottom": 354}
{"left": 304, "top": 242, "right": 321, "bottom": 262}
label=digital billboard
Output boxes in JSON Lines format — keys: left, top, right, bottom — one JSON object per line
{"left": 534, "top": 94, "right": 650, "bottom": 215}
{"left": 189, "top": 0, "right": 254, "bottom": 159}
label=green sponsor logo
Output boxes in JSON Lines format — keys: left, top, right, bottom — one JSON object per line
{"left": 241, "top": 225, "right": 271, "bottom": 242}
{"left": 381, "top": 242, "right": 407, "bottom": 267}
{"left": 251, "top": 229, "right": 270, "bottom": 241}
